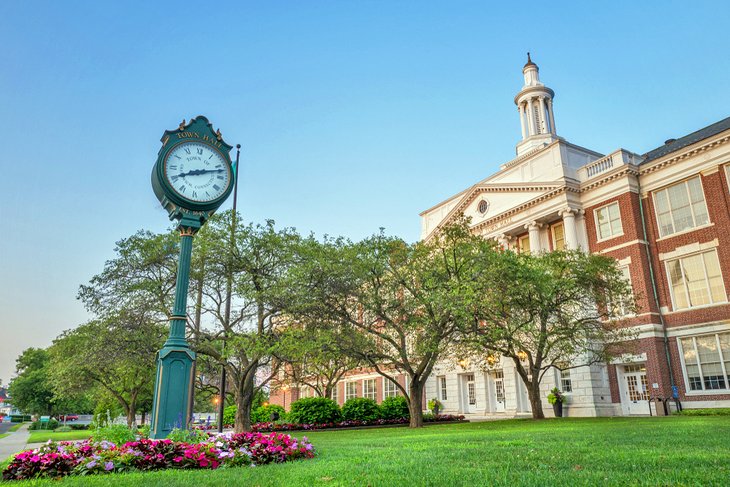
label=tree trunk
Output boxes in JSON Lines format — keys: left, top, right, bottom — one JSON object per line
{"left": 407, "top": 380, "right": 425, "bottom": 428}
{"left": 141, "top": 410, "right": 146, "bottom": 425}
{"left": 234, "top": 370, "right": 256, "bottom": 433}
{"left": 528, "top": 381, "right": 545, "bottom": 419}
{"left": 126, "top": 403, "right": 137, "bottom": 429}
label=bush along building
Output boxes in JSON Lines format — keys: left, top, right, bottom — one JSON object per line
{"left": 271, "top": 56, "right": 730, "bottom": 418}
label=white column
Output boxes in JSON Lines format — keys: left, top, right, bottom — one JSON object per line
{"left": 526, "top": 98, "right": 536, "bottom": 136}
{"left": 538, "top": 96, "right": 547, "bottom": 134}
{"left": 560, "top": 208, "right": 579, "bottom": 250}
{"left": 498, "top": 234, "right": 512, "bottom": 250}
{"left": 519, "top": 104, "right": 527, "bottom": 139}
{"left": 547, "top": 98, "right": 556, "bottom": 135}
{"left": 525, "top": 222, "right": 543, "bottom": 254}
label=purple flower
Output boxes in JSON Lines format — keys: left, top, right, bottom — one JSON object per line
{"left": 86, "top": 460, "right": 97, "bottom": 469}
{"left": 104, "top": 461, "right": 114, "bottom": 471}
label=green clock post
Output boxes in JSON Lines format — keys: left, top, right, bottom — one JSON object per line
{"left": 149, "top": 115, "right": 235, "bottom": 439}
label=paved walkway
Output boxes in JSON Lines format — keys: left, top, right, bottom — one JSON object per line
{"left": 0, "top": 423, "right": 31, "bottom": 462}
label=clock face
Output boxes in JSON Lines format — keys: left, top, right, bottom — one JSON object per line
{"left": 163, "top": 142, "right": 231, "bottom": 203}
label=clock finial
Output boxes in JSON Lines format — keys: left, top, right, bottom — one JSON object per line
{"left": 178, "top": 119, "right": 186, "bottom": 131}
{"left": 216, "top": 128, "right": 222, "bottom": 141}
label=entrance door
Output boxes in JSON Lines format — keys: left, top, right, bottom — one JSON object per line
{"left": 462, "top": 374, "right": 477, "bottom": 413}
{"left": 493, "top": 370, "right": 505, "bottom": 412}
{"left": 622, "top": 364, "right": 650, "bottom": 415}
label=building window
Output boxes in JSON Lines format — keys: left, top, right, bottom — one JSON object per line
{"left": 363, "top": 379, "right": 376, "bottom": 400}
{"left": 466, "top": 374, "right": 476, "bottom": 405}
{"left": 680, "top": 333, "right": 730, "bottom": 391}
{"left": 300, "top": 386, "right": 312, "bottom": 398}
{"left": 552, "top": 223, "right": 565, "bottom": 250}
{"left": 654, "top": 176, "right": 709, "bottom": 237}
{"left": 478, "top": 199, "right": 490, "bottom": 215}
{"left": 438, "top": 376, "right": 447, "bottom": 401}
{"left": 595, "top": 202, "right": 623, "bottom": 240}
{"left": 345, "top": 382, "right": 358, "bottom": 401}
{"left": 560, "top": 369, "right": 572, "bottom": 393}
{"left": 518, "top": 235, "right": 530, "bottom": 254}
{"left": 666, "top": 250, "right": 725, "bottom": 310}
{"left": 608, "top": 265, "right": 633, "bottom": 317}
{"left": 330, "top": 383, "right": 339, "bottom": 403}
{"left": 383, "top": 378, "right": 399, "bottom": 398}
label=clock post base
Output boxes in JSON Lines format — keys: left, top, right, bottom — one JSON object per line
{"left": 149, "top": 345, "right": 196, "bottom": 439}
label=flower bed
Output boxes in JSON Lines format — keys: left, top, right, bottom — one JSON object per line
{"left": 2, "top": 432, "right": 315, "bottom": 481}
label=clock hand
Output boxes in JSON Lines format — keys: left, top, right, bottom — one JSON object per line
{"left": 177, "top": 168, "right": 225, "bottom": 177}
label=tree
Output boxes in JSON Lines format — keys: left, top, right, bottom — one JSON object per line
{"left": 276, "top": 324, "right": 361, "bottom": 399}
{"left": 77, "top": 229, "right": 179, "bottom": 320}
{"left": 461, "top": 246, "right": 638, "bottom": 419}
{"left": 8, "top": 348, "right": 55, "bottom": 415}
{"left": 285, "top": 223, "right": 474, "bottom": 427}
{"left": 193, "top": 213, "right": 301, "bottom": 432}
{"left": 48, "top": 313, "right": 165, "bottom": 428}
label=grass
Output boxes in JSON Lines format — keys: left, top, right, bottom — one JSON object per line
{"left": 7, "top": 424, "right": 26, "bottom": 433}
{"left": 6, "top": 416, "right": 730, "bottom": 486}
{"left": 26, "top": 430, "right": 92, "bottom": 443}
{"left": 0, "top": 434, "right": 7, "bottom": 440}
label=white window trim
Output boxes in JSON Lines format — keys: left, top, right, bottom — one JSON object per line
{"left": 652, "top": 176, "right": 710, "bottom": 239}
{"left": 594, "top": 201, "right": 625, "bottom": 243}
{"left": 345, "top": 381, "right": 358, "bottom": 401}
{"left": 362, "top": 378, "right": 377, "bottom": 400}
{"left": 677, "top": 333, "right": 730, "bottom": 395}
{"left": 664, "top": 249, "right": 728, "bottom": 311}
{"left": 383, "top": 378, "right": 399, "bottom": 398}
{"left": 438, "top": 375, "right": 448, "bottom": 401}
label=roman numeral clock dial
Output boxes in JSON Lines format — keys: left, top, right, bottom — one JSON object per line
{"left": 163, "top": 142, "right": 231, "bottom": 202}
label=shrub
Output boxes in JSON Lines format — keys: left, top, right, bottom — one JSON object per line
{"left": 252, "top": 404, "right": 287, "bottom": 423}
{"left": 92, "top": 423, "right": 136, "bottom": 445}
{"left": 28, "top": 419, "right": 59, "bottom": 431}
{"left": 223, "top": 405, "right": 237, "bottom": 426}
{"left": 675, "top": 407, "right": 730, "bottom": 416}
{"left": 342, "top": 398, "right": 381, "bottom": 422}
{"left": 54, "top": 426, "right": 73, "bottom": 432}
{"left": 380, "top": 396, "right": 410, "bottom": 420}
{"left": 288, "top": 397, "right": 342, "bottom": 424}
{"left": 167, "top": 427, "right": 209, "bottom": 444}
{"left": 138, "top": 424, "right": 151, "bottom": 438}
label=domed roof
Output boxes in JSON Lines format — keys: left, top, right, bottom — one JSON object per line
{"left": 524, "top": 52, "right": 537, "bottom": 69}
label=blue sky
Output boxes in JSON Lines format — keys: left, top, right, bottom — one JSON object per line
{"left": 1, "top": 1, "right": 729, "bottom": 384}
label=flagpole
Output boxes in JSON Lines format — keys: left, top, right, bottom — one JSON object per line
{"left": 218, "top": 143, "right": 241, "bottom": 432}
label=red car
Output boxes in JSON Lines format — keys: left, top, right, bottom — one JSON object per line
{"left": 58, "top": 415, "right": 79, "bottom": 421}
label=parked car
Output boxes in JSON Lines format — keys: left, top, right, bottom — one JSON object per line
{"left": 59, "top": 415, "right": 79, "bottom": 421}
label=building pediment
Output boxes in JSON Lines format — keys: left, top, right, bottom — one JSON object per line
{"left": 422, "top": 180, "right": 576, "bottom": 239}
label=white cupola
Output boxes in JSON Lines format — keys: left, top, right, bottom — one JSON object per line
{"left": 514, "top": 53, "right": 558, "bottom": 156}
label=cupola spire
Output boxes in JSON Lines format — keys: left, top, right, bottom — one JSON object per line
{"left": 514, "top": 54, "right": 558, "bottom": 155}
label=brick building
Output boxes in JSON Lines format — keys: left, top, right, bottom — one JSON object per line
{"left": 271, "top": 57, "right": 730, "bottom": 417}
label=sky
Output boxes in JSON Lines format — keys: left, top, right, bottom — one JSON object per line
{"left": 1, "top": 1, "right": 729, "bottom": 385}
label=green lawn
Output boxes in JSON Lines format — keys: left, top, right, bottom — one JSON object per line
{"left": 7, "top": 424, "right": 26, "bottom": 433}
{"left": 6, "top": 416, "right": 730, "bottom": 486}
{"left": 0, "top": 434, "right": 8, "bottom": 440}
{"left": 26, "top": 430, "right": 92, "bottom": 444}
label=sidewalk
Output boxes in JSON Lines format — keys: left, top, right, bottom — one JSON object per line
{"left": 0, "top": 423, "right": 31, "bottom": 462}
